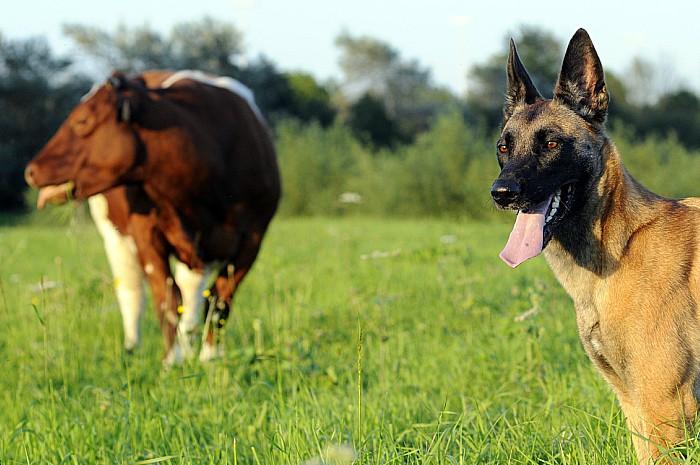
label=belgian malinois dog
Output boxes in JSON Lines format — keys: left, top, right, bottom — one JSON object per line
{"left": 491, "top": 28, "right": 700, "bottom": 463}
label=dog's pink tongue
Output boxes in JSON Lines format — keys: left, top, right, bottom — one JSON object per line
{"left": 499, "top": 196, "right": 552, "bottom": 268}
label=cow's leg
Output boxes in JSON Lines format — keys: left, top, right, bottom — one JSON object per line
{"left": 128, "top": 215, "right": 183, "bottom": 364}
{"left": 173, "top": 261, "right": 204, "bottom": 333}
{"left": 111, "top": 241, "right": 145, "bottom": 352}
{"left": 143, "top": 254, "right": 182, "bottom": 365}
{"left": 199, "top": 270, "right": 234, "bottom": 362}
{"left": 88, "top": 194, "right": 145, "bottom": 351}
{"left": 172, "top": 260, "right": 210, "bottom": 359}
{"left": 199, "top": 231, "right": 263, "bottom": 361}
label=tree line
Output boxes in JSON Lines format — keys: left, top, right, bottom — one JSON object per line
{"left": 1, "top": 19, "right": 698, "bottom": 214}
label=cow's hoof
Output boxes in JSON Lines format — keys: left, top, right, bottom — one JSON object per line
{"left": 124, "top": 340, "right": 139, "bottom": 353}
{"left": 163, "top": 342, "right": 185, "bottom": 367}
{"left": 198, "top": 341, "right": 224, "bottom": 362}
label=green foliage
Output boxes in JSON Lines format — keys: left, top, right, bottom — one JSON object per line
{"left": 276, "top": 112, "right": 503, "bottom": 219}
{"left": 610, "top": 124, "right": 700, "bottom": 199}
{"left": 0, "top": 34, "right": 90, "bottom": 210}
{"left": 346, "top": 92, "right": 399, "bottom": 149}
{"left": 169, "top": 17, "right": 244, "bottom": 73}
{"left": 335, "top": 31, "right": 458, "bottom": 145}
{"left": 1, "top": 215, "right": 684, "bottom": 463}
{"left": 274, "top": 111, "right": 700, "bottom": 219}
{"left": 335, "top": 30, "right": 400, "bottom": 99}
{"left": 386, "top": 113, "right": 496, "bottom": 219}
{"left": 634, "top": 89, "right": 700, "bottom": 148}
{"left": 63, "top": 17, "right": 244, "bottom": 76}
{"left": 62, "top": 19, "right": 300, "bottom": 123}
{"left": 284, "top": 71, "right": 336, "bottom": 126}
{"left": 275, "top": 119, "right": 367, "bottom": 215}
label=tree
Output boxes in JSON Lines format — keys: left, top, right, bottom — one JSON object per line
{"left": 62, "top": 23, "right": 172, "bottom": 74}
{"left": 0, "top": 34, "right": 90, "bottom": 211}
{"left": 63, "top": 17, "right": 244, "bottom": 76}
{"left": 638, "top": 89, "right": 700, "bottom": 148}
{"left": 169, "top": 17, "right": 244, "bottom": 75}
{"left": 604, "top": 70, "right": 636, "bottom": 125}
{"left": 346, "top": 92, "right": 398, "bottom": 149}
{"left": 285, "top": 72, "right": 336, "bottom": 127}
{"left": 335, "top": 31, "right": 399, "bottom": 101}
{"left": 62, "top": 19, "right": 299, "bottom": 123}
{"left": 335, "top": 31, "right": 456, "bottom": 144}
{"left": 624, "top": 56, "right": 684, "bottom": 108}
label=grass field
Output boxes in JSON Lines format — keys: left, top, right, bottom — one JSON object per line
{"left": 0, "top": 213, "right": 683, "bottom": 464}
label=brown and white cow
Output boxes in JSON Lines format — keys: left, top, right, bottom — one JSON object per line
{"left": 25, "top": 70, "right": 281, "bottom": 363}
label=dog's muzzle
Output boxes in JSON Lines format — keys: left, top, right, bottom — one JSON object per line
{"left": 491, "top": 178, "right": 521, "bottom": 209}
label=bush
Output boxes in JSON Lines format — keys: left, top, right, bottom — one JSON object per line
{"left": 386, "top": 112, "right": 497, "bottom": 218}
{"left": 275, "top": 113, "right": 501, "bottom": 219}
{"left": 610, "top": 124, "right": 700, "bottom": 199}
{"left": 275, "top": 119, "right": 370, "bottom": 216}
{"left": 273, "top": 115, "right": 700, "bottom": 220}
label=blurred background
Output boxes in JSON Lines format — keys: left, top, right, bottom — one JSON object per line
{"left": 2, "top": 0, "right": 699, "bottom": 217}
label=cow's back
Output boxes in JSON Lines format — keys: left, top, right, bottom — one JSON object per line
{"left": 152, "top": 71, "right": 280, "bottom": 211}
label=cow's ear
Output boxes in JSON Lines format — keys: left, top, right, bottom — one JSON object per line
{"left": 504, "top": 39, "right": 542, "bottom": 121}
{"left": 106, "top": 72, "right": 127, "bottom": 91}
{"left": 553, "top": 28, "right": 609, "bottom": 123}
{"left": 116, "top": 93, "right": 135, "bottom": 122}
{"left": 106, "top": 72, "right": 139, "bottom": 123}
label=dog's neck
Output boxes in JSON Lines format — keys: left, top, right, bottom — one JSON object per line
{"left": 544, "top": 138, "right": 665, "bottom": 291}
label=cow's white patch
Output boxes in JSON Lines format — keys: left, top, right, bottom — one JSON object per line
{"left": 160, "top": 70, "right": 263, "bottom": 121}
{"left": 175, "top": 262, "right": 224, "bottom": 361}
{"left": 80, "top": 83, "right": 101, "bottom": 103}
{"left": 172, "top": 261, "right": 205, "bottom": 359}
{"left": 199, "top": 340, "right": 224, "bottom": 362}
{"left": 173, "top": 261, "right": 205, "bottom": 333}
{"left": 144, "top": 263, "right": 154, "bottom": 275}
{"left": 163, "top": 340, "right": 184, "bottom": 367}
{"left": 88, "top": 194, "right": 144, "bottom": 351}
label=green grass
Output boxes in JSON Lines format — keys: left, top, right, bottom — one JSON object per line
{"left": 0, "top": 214, "right": 691, "bottom": 464}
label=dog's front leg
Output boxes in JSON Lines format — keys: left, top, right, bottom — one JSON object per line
{"left": 617, "top": 380, "right": 697, "bottom": 464}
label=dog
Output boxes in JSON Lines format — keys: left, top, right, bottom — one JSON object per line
{"left": 491, "top": 28, "right": 700, "bottom": 463}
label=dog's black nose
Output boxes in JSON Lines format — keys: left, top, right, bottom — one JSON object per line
{"left": 491, "top": 179, "right": 521, "bottom": 208}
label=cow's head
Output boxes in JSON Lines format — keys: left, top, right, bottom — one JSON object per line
{"left": 25, "top": 72, "right": 148, "bottom": 208}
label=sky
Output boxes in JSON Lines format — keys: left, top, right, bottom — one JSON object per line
{"left": 2, "top": 0, "right": 699, "bottom": 97}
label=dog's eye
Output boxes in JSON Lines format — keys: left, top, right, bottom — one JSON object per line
{"left": 546, "top": 141, "right": 558, "bottom": 149}
{"left": 498, "top": 144, "right": 508, "bottom": 154}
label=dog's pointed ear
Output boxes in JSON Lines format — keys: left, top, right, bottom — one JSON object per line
{"left": 504, "top": 39, "right": 543, "bottom": 120}
{"left": 554, "top": 28, "right": 609, "bottom": 123}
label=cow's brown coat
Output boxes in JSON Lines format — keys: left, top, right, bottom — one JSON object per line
{"left": 26, "top": 70, "right": 280, "bottom": 357}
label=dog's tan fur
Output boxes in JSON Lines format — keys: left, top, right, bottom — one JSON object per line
{"left": 548, "top": 144, "right": 700, "bottom": 463}
{"left": 492, "top": 29, "right": 700, "bottom": 463}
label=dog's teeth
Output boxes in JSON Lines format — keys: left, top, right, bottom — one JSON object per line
{"left": 546, "top": 191, "right": 561, "bottom": 224}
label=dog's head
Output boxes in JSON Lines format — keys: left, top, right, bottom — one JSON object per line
{"left": 492, "top": 28, "right": 609, "bottom": 268}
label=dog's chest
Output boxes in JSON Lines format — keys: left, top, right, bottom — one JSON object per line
{"left": 575, "top": 306, "right": 627, "bottom": 387}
